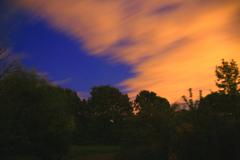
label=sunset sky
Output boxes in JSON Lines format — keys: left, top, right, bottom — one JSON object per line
{"left": 1, "top": 0, "right": 240, "bottom": 102}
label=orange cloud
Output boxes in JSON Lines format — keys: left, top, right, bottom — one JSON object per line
{"left": 16, "top": 0, "right": 240, "bottom": 102}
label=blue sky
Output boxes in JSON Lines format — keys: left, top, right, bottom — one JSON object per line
{"left": 8, "top": 12, "right": 134, "bottom": 97}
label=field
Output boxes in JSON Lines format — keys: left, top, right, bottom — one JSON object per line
{"left": 64, "top": 145, "right": 121, "bottom": 160}
{"left": 3, "top": 145, "right": 120, "bottom": 160}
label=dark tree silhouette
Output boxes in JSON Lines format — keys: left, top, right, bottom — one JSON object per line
{"left": 87, "top": 85, "right": 132, "bottom": 143}
{"left": 182, "top": 88, "right": 203, "bottom": 110}
{"left": 134, "top": 90, "right": 170, "bottom": 116}
{"left": 0, "top": 48, "right": 20, "bottom": 79}
{"left": 89, "top": 85, "right": 132, "bottom": 122}
{"left": 216, "top": 59, "right": 240, "bottom": 95}
{"left": 120, "top": 91, "right": 172, "bottom": 160}
{"left": 0, "top": 71, "right": 78, "bottom": 160}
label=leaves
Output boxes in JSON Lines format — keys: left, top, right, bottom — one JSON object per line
{"left": 215, "top": 59, "right": 240, "bottom": 95}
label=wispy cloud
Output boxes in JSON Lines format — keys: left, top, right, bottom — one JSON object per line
{"left": 51, "top": 77, "right": 72, "bottom": 85}
{"left": 16, "top": 0, "right": 240, "bottom": 101}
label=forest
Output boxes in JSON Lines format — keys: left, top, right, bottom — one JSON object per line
{"left": 0, "top": 48, "right": 240, "bottom": 160}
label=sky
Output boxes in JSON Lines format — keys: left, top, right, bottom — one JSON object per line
{"left": 1, "top": 0, "right": 240, "bottom": 102}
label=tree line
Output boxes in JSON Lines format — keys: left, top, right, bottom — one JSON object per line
{"left": 0, "top": 49, "right": 240, "bottom": 160}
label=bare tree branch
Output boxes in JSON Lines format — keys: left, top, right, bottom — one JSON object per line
{"left": 0, "top": 48, "right": 20, "bottom": 79}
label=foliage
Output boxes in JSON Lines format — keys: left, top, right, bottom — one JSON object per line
{"left": 86, "top": 86, "right": 132, "bottom": 144}
{"left": 216, "top": 59, "right": 240, "bottom": 95}
{"left": 89, "top": 86, "right": 132, "bottom": 121}
{"left": 119, "top": 91, "right": 173, "bottom": 160}
{"left": 0, "top": 71, "right": 78, "bottom": 159}
{"left": 135, "top": 90, "right": 170, "bottom": 116}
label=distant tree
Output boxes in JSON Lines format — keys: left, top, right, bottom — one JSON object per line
{"left": 215, "top": 59, "right": 240, "bottom": 95}
{"left": 88, "top": 85, "right": 132, "bottom": 143}
{"left": 134, "top": 90, "right": 170, "bottom": 117}
{"left": 182, "top": 88, "right": 202, "bottom": 110}
{"left": 89, "top": 85, "right": 132, "bottom": 122}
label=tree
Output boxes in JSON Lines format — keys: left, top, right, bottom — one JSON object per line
{"left": 0, "top": 48, "right": 20, "bottom": 79}
{"left": 88, "top": 85, "right": 132, "bottom": 143}
{"left": 0, "top": 70, "right": 78, "bottom": 159}
{"left": 182, "top": 88, "right": 202, "bottom": 110}
{"left": 134, "top": 90, "right": 170, "bottom": 117}
{"left": 198, "top": 59, "right": 240, "bottom": 117}
{"left": 73, "top": 99, "right": 92, "bottom": 144}
{"left": 89, "top": 85, "right": 132, "bottom": 122}
{"left": 215, "top": 59, "right": 240, "bottom": 95}
{"left": 131, "top": 91, "right": 172, "bottom": 159}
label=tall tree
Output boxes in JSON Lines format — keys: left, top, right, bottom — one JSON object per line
{"left": 215, "top": 59, "right": 240, "bottom": 95}
{"left": 88, "top": 85, "right": 132, "bottom": 143}
{"left": 89, "top": 85, "right": 132, "bottom": 122}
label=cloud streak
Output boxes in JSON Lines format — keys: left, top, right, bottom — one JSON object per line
{"left": 16, "top": 0, "right": 240, "bottom": 102}
{"left": 52, "top": 78, "right": 72, "bottom": 86}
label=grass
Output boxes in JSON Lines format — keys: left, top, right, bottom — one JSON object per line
{"left": 64, "top": 145, "right": 121, "bottom": 160}
{"left": 3, "top": 145, "right": 120, "bottom": 160}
